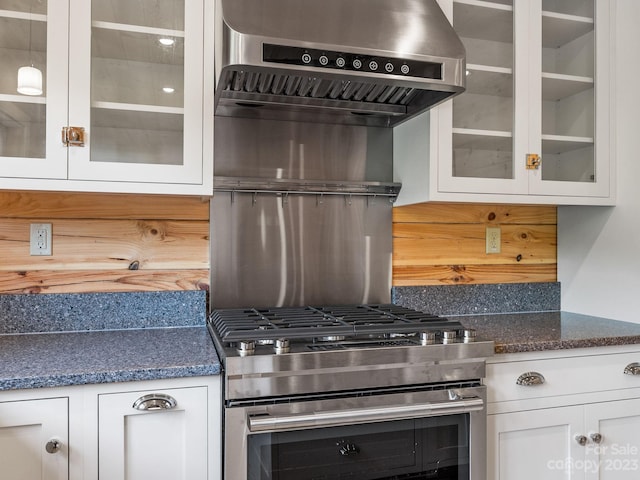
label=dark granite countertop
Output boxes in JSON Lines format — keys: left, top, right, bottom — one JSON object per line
{"left": 456, "top": 311, "right": 640, "bottom": 354}
{"left": 0, "top": 326, "right": 221, "bottom": 391}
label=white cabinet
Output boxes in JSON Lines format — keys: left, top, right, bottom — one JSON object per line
{"left": 98, "top": 386, "right": 208, "bottom": 480}
{"left": 0, "top": 397, "right": 68, "bottom": 480}
{"left": 486, "top": 346, "right": 640, "bottom": 480}
{"left": 0, "top": 0, "right": 213, "bottom": 195}
{"left": 394, "top": 0, "right": 614, "bottom": 205}
{"left": 0, "top": 376, "right": 221, "bottom": 480}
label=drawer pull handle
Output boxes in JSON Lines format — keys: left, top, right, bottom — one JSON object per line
{"left": 624, "top": 363, "right": 640, "bottom": 375}
{"left": 590, "top": 432, "right": 603, "bottom": 444}
{"left": 516, "top": 371, "right": 546, "bottom": 386}
{"left": 132, "top": 393, "right": 177, "bottom": 411}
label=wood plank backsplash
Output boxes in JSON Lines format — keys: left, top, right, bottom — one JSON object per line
{"left": 0, "top": 191, "right": 209, "bottom": 294}
{"left": 392, "top": 203, "right": 557, "bottom": 286}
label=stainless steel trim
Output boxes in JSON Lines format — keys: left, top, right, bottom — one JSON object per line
{"left": 220, "top": 341, "right": 493, "bottom": 400}
{"left": 213, "top": 176, "right": 401, "bottom": 197}
{"left": 248, "top": 396, "right": 484, "bottom": 432}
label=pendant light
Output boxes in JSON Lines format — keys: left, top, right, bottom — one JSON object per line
{"left": 17, "top": 2, "right": 43, "bottom": 96}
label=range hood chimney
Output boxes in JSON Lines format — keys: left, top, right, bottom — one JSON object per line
{"left": 214, "top": 0, "right": 465, "bottom": 127}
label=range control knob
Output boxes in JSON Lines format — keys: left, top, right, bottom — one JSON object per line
{"left": 353, "top": 59, "right": 363, "bottom": 69}
{"left": 238, "top": 340, "right": 256, "bottom": 356}
{"left": 400, "top": 64, "right": 410, "bottom": 75}
{"left": 301, "top": 53, "right": 312, "bottom": 64}
{"left": 368, "top": 60, "right": 379, "bottom": 71}
{"left": 420, "top": 331, "right": 436, "bottom": 345}
{"left": 463, "top": 329, "right": 477, "bottom": 343}
{"left": 336, "top": 57, "right": 346, "bottom": 68}
{"left": 319, "top": 55, "right": 329, "bottom": 66}
{"left": 385, "top": 62, "right": 394, "bottom": 73}
{"left": 274, "top": 338, "right": 290, "bottom": 354}
{"left": 442, "top": 331, "right": 457, "bottom": 344}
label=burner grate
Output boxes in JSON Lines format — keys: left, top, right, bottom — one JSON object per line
{"left": 210, "top": 304, "right": 461, "bottom": 342}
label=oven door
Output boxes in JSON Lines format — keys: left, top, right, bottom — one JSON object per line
{"left": 224, "top": 384, "right": 487, "bottom": 480}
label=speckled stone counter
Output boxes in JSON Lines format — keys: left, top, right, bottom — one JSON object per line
{"left": 0, "top": 291, "right": 221, "bottom": 391}
{"left": 456, "top": 311, "right": 640, "bottom": 354}
{"left": 0, "top": 327, "right": 220, "bottom": 391}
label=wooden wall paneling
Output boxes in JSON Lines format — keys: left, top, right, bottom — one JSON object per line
{"left": 392, "top": 203, "right": 557, "bottom": 286}
{"left": 0, "top": 191, "right": 210, "bottom": 294}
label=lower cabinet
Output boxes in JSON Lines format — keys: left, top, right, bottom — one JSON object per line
{"left": 0, "top": 376, "right": 221, "bottom": 480}
{"left": 98, "top": 386, "right": 208, "bottom": 480}
{"left": 0, "top": 397, "right": 68, "bottom": 480}
{"left": 486, "top": 346, "right": 640, "bottom": 480}
{"left": 490, "top": 400, "right": 640, "bottom": 480}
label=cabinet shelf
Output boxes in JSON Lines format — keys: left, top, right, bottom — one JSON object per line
{"left": 542, "top": 72, "right": 593, "bottom": 101}
{"left": 542, "top": 11, "right": 594, "bottom": 48}
{"left": 541, "top": 134, "right": 593, "bottom": 154}
{"left": 453, "top": 128, "right": 513, "bottom": 151}
{"left": 466, "top": 64, "right": 513, "bottom": 97}
{"left": 453, "top": 0, "right": 513, "bottom": 44}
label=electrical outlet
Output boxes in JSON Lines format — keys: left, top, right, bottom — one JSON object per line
{"left": 30, "top": 223, "right": 52, "bottom": 256}
{"left": 486, "top": 226, "right": 501, "bottom": 254}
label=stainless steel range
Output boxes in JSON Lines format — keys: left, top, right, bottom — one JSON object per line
{"left": 208, "top": 304, "right": 493, "bottom": 480}
{"left": 210, "top": 1, "right": 490, "bottom": 478}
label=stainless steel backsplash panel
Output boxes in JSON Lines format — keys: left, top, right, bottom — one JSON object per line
{"left": 214, "top": 117, "right": 393, "bottom": 182}
{"left": 211, "top": 192, "right": 393, "bottom": 309}
{"left": 211, "top": 116, "right": 395, "bottom": 308}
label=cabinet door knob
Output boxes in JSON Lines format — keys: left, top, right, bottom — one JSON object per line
{"left": 516, "top": 371, "right": 546, "bottom": 386}
{"left": 590, "top": 432, "right": 603, "bottom": 444}
{"left": 575, "top": 435, "right": 588, "bottom": 446}
{"left": 45, "top": 438, "right": 62, "bottom": 454}
{"left": 132, "top": 393, "right": 177, "bottom": 411}
{"left": 624, "top": 362, "right": 640, "bottom": 375}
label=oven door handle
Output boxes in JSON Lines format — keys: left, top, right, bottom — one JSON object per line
{"left": 248, "top": 396, "right": 484, "bottom": 432}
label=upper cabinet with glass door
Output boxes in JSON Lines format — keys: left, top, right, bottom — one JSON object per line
{"left": 0, "top": 0, "right": 213, "bottom": 195}
{"left": 0, "top": 0, "right": 69, "bottom": 180}
{"left": 393, "top": 0, "right": 614, "bottom": 206}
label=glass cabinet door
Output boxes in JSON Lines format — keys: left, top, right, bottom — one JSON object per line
{"left": 68, "top": 0, "right": 204, "bottom": 185}
{"left": 437, "top": 0, "right": 527, "bottom": 196}
{"left": 0, "top": 0, "right": 68, "bottom": 179}
{"left": 529, "top": 0, "right": 610, "bottom": 198}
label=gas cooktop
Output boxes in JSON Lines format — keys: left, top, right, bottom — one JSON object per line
{"left": 209, "top": 303, "right": 477, "bottom": 346}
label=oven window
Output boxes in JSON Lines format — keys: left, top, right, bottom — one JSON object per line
{"left": 247, "top": 414, "right": 470, "bottom": 480}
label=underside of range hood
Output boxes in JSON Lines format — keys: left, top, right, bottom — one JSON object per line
{"left": 214, "top": 0, "right": 466, "bottom": 127}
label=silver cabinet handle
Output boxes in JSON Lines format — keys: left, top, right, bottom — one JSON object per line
{"left": 132, "top": 393, "right": 177, "bottom": 411}
{"left": 624, "top": 363, "right": 640, "bottom": 375}
{"left": 590, "top": 432, "right": 603, "bottom": 444}
{"left": 575, "top": 435, "right": 588, "bottom": 446}
{"left": 45, "top": 438, "right": 61, "bottom": 454}
{"left": 516, "top": 371, "right": 546, "bottom": 386}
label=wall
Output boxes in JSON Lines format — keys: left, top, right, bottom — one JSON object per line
{"left": 558, "top": 0, "right": 638, "bottom": 322}
{"left": 0, "top": 191, "right": 209, "bottom": 294}
{"left": 393, "top": 202, "right": 557, "bottom": 286}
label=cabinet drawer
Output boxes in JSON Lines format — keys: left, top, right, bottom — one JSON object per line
{"left": 487, "top": 351, "right": 640, "bottom": 403}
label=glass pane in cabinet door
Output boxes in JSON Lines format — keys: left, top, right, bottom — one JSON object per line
{"left": 540, "top": 0, "right": 595, "bottom": 182}
{"left": 90, "top": 0, "right": 185, "bottom": 165}
{"left": 451, "top": 0, "right": 514, "bottom": 179}
{"left": 0, "top": 0, "right": 47, "bottom": 159}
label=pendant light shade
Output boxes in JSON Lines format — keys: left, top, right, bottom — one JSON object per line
{"left": 17, "top": 65, "right": 43, "bottom": 96}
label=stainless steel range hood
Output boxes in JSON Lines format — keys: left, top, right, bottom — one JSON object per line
{"left": 214, "top": 0, "right": 465, "bottom": 127}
